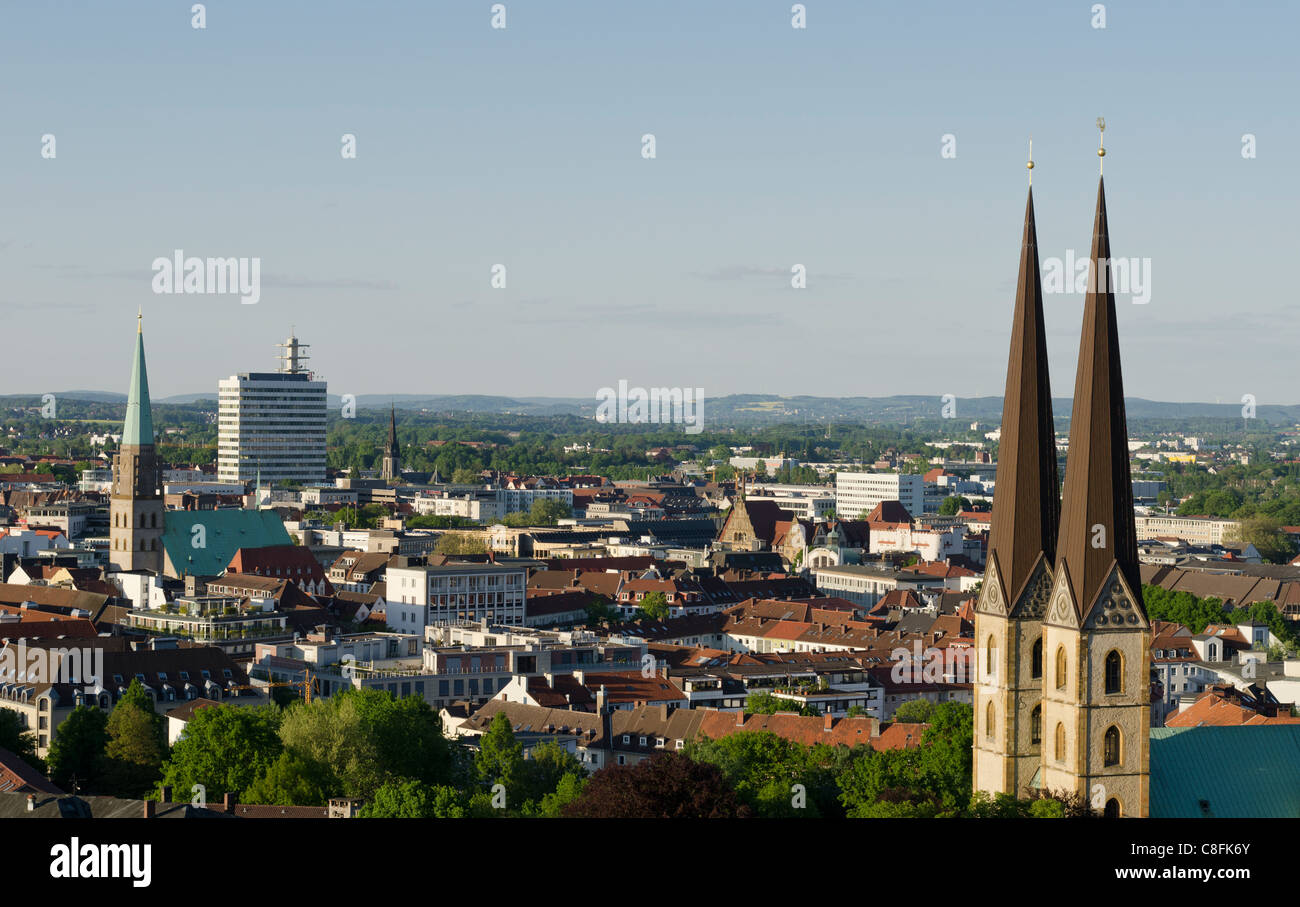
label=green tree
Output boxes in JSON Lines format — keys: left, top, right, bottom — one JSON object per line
{"left": 242, "top": 750, "right": 334, "bottom": 806}
{"left": 475, "top": 712, "right": 525, "bottom": 794}
{"left": 516, "top": 740, "right": 585, "bottom": 811}
{"left": 158, "top": 705, "right": 283, "bottom": 799}
{"left": 745, "top": 691, "right": 819, "bottom": 718}
{"left": 635, "top": 591, "right": 671, "bottom": 622}
{"left": 891, "top": 699, "right": 936, "bottom": 724}
{"left": 686, "top": 731, "right": 848, "bottom": 818}
{"left": 937, "top": 495, "right": 971, "bottom": 516}
{"left": 434, "top": 532, "right": 489, "bottom": 556}
{"left": 275, "top": 688, "right": 453, "bottom": 801}
{"left": 584, "top": 595, "right": 615, "bottom": 627}
{"left": 103, "top": 684, "right": 166, "bottom": 798}
{"left": 0, "top": 709, "right": 43, "bottom": 770}
{"left": 836, "top": 701, "right": 972, "bottom": 818}
{"left": 359, "top": 780, "right": 472, "bottom": 818}
{"left": 46, "top": 705, "right": 109, "bottom": 792}
{"left": 1227, "top": 514, "right": 1296, "bottom": 564}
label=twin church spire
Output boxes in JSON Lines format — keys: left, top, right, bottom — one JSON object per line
{"left": 974, "top": 131, "right": 1150, "bottom": 817}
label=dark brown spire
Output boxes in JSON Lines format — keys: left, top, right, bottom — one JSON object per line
{"left": 1054, "top": 177, "right": 1143, "bottom": 617}
{"left": 388, "top": 403, "right": 397, "bottom": 450}
{"left": 986, "top": 187, "right": 1060, "bottom": 605}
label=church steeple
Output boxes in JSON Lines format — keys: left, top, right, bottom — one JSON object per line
{"left": 123, "top": 309, "right": 154, "bottom": 447}
{"left": 1053, "top": 176, "right": 1143, "bottom": 620}
{"left": 1040, "top": 161, "right": 1150, "bottom": 819}
{"left": 973, "top": 172, "right": 1060, "bottom": 801}
{"left": 984, "top": 186, "right": 1060, "bottom": 609}
{"left": 110, "top": 311, "right": 164, "bottom": 574}
{"left": 381, "top": 403, "right": 400, "bottom": 481}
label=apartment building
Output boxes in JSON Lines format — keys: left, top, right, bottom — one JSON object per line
{"left": 386, "top": 561, "right": 527, "bottom": 627}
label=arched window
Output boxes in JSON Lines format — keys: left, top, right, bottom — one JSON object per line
{"left": 986, "top": 635, "right": 996, "bottom": 678}
{"left": 1030, "top": 704, "right": 1042, "bottom": 744}
{"left": 1054, "top": 723, "right": 1065, "bottom": 762}
{"left": 1103, "top": 726, "right": 1121, "bottom": 767}
{"left": 1031, "top": 638, "right": 1042, "bottom": 679}
{"left": 1105, "top": 650, "right": 1122, "bottom": 694}
{"left": 1055, "top": 646, "right": 1067, "bottom": 690}
{"left": 1103, "top": 798, "right": 1120, "bottom": 818}
{"left": 985, "top": 700, "right": 994, "bottom": 739}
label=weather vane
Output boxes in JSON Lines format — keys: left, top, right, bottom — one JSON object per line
{"left": 1097, "top": 117, "right": 1106, "bottom": 174}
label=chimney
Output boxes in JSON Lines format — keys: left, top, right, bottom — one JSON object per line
{"left": 823, "top": 712, "right": 834, "bottom": 732}
{"left": 223, "top": 792, "right": 237, "bottom": 811}
{"left": 143, "top": 800, "right": 155, "bottom": 818}
{"left": 736, "top": 709, "right": 745, "bottom": 728}
{"left": 25, "top": 794, "right": 35, "bottom": 812}
{"left": 160, "top": 785, "right": 172, "bottom": 803}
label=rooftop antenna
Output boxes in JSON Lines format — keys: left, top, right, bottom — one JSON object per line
{"left": 276, "top": 329, "right": 310, "bottom": 375}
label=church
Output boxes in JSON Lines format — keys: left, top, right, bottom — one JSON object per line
{"left": 973, "top": 131, "right": 1151, "bottom": 818}
{"left": 108, "top": 313, "right": 292, "bottom": 583}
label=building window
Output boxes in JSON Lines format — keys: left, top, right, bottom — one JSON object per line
{"left": 1055, "top": 646, "right": 1067, "bottom": 690}
{"left": 1030, "top": 704, "right": 1041, "bottom": 744}
{"left": 1054, "top": 723, "right": 1065, "bottom": 762}
{"left": 1031, "top": 638, "right": 1042, "bottom": 679}
{"left": 1103, "top": 726, "right": 1121, "bottom": 767}
{"left": 984, "top": 701, "right": 994, "bottom": 740}
{"left": 1103, "top": 798, "right": 1120, "bottom": 818}
{"left": 985, "top": 635, "right": 995, "bottom": 678}
{"left": 1104, "top": 650, "right": 1122, "bottom": 694}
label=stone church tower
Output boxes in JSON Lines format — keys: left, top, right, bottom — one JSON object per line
{"left": 973, "top": 185, "right": 1059, "bottom": 799}
{"left": 1041, "top": 175, "right": 1150, "bottom": 818}
{"left": 109, "top": 312, "right": 164, "bottom": 573}
{"left": 381, "top": 404, "right": 400, "bottom": 481}
{"left": 975, "top": 141, "right": 1150, "bottom": 817}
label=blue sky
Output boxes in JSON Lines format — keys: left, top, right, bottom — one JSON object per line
{"left": 1, "top": 1, "right": 1295, "bottom": 405}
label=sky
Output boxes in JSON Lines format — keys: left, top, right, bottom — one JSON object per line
{"left": 1, "top": 1, "right": 1296, "bottom": 406}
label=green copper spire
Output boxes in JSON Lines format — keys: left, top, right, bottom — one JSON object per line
{"left": 123, "top": 310, "right": 154, "bottom": 446}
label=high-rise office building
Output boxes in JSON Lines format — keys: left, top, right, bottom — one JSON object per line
{"left": 834, "top": 471, "right": 925, "bottom": 519}
{"left": 217, "top": 333, "right": 327, "bottom": 485}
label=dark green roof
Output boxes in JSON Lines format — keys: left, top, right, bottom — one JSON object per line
{"left": 1150, "top": 725, "right": 1300, "bottom": 818}
{"left": 161, "top": 510, "right": 292, "bottom": 578}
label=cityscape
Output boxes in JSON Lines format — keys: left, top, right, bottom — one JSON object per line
{"left": 1, "top": 0, "right": 1293, "bottom": 888}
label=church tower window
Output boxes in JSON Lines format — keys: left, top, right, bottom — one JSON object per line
{"left": 1104, "top": 650, "right": 1122, "bottom": 694}
{"left": 1103, "top": 726, "right": 1121, "bottom": 767}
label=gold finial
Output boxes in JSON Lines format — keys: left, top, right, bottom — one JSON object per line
{"left": 1097, "top": 116, "right": 1106, "bottom": 174}
{"left": 1027, "top": 137, "right": 1034, "bottom": 185}
{"left": 137, "top": 306, "right": 142, "bottom": 333}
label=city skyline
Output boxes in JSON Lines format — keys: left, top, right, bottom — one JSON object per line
{"left": 2, "top": 1, "right": 1295, "bottom": 403}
